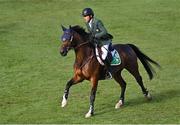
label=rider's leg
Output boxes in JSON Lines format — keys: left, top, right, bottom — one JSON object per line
{"left": 101, "top": 44, "right": 109, "bottom": 61}
{"left": 101, "top": 44, "right": 113, "bottom": 77}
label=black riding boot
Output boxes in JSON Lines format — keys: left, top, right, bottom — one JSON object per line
{"left": 104, "top": 59, "right": 113, "bottom": 79}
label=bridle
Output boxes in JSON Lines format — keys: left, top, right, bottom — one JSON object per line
{"left": 61, "top": 29, "right": 94, "bottom": 69}
{"left": 62, "top": 30, "right": 89, "bottom": 50}
{"left": 74, "top": 41, "right": 89, "bottom": 50}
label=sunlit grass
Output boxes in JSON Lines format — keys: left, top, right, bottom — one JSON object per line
{"left": 0, "top": 0, "right": 179, "bottom": 124}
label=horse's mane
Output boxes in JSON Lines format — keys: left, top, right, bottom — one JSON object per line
{"left": 71, "top": 25, "right": 94, "bottom": 48}
{"left": 71, "top": 25, "right": 89, "bottom": 40}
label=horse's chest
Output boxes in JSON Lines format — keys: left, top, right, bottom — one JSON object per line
{"left": 74, "top": 64, "right": 91, "bottom": 79}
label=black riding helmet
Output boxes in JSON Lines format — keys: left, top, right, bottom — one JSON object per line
{"left": 82, "top": 8, "right": 94, "bottom": 17}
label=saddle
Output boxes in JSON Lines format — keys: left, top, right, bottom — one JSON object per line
{"left": 95, "top": 43, "right": 121, "bottom": 66}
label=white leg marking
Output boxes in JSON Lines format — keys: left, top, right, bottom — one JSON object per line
{"left": 115, "top": 99, "right": 123, "bottom": 109}
{"left": 85, "top": 110, "right": 92, "bottom": 118}
{"left": 61, "top": 94, "right": 68, "bottom": 107}
{"left": 145, "top": 92, "right": 152, "bottom": 100}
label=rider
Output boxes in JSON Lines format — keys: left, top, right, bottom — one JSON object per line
{"left": 82, "top": 8, "right": 113, "bottom": 77}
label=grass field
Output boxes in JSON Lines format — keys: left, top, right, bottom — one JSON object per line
{"left": 0, "top": 0, "right": 180, "bottom": 124}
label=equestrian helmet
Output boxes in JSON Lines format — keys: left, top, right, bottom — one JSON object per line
{"left": 82, "top": 8, "right": 94, "bottom": 17}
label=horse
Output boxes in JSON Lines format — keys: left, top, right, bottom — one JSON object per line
{"left": 59, "top": 25, "right": 160, "bottom": 118}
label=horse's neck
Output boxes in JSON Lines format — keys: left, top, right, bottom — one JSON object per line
{"left": 75, "top": 45, "right": 93, "bottom": 64}
{"left": 73, "top": 33, "right": 94, "bottom": 65}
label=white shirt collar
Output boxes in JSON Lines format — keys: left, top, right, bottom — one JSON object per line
{"left": 88, "top": 19, "right": 93, "bottom": 28}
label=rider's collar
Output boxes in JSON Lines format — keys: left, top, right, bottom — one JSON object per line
{"left": 88, "top": 18, "right": 93, "bottom": 28}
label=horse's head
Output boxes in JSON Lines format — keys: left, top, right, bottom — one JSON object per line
{"left": 60, "top": 25, "right": 75, "bottom": 56}
{"left": 60, "top": 25, "right": 89, "bottom": 56}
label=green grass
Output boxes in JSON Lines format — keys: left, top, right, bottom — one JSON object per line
{"left": 0, "top": 0, "right": 179, "bottom": 124}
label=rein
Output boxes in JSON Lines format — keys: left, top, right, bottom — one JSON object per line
{"left": 74, "top": 41, "right": 89, "bottom": 50}
{"left": 74, "top": 41, "right": 94, "bottom": 69}
{"left": 69, "top": 29, "right": 94, "bottom": 69}
{"left": 75, "top": 55, "right": 94, "bottom": 70}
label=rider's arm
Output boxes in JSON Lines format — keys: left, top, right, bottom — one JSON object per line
{"left": 94, "top": 20, "right": 107, "bottom": 39}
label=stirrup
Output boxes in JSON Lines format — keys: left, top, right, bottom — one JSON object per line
{"left": 105, "top": 72, "right": 112, "bottom": 79}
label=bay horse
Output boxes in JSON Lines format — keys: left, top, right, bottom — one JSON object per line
{"left": 59, "top": 25, "right": 160, "bottom": 118}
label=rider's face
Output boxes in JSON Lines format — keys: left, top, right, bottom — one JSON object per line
{"left": 83, "top": 15, "right": 91, "bottom": 23}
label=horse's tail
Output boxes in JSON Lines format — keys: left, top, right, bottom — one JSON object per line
{"left": 127, "top": 44, "right": 161, "bottom": 80}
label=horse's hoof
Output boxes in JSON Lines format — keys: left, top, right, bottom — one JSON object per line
{"left": 61, "top": 95, "right": 68, "bottom": 107}
{"left": 115, "top": 100, "right": 123, "bottom": 109}
{"left": 85, "top": 111, "right": 93, "bottom": 118}
{"left": 145, "top": 93, "right": 152, "bottom": 101}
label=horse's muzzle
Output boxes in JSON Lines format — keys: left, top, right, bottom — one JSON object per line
{"left": 60, "top": 47, "right": 68, "bottom": 56}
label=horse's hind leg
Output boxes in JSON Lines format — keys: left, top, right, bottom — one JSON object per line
{"left": 113, "top": 71, "right": 127, "bottom": 109}
{"left": 126, "top": 62, "right": 152, "bottom": 100}
{"left": 61, "top": 75, "right": 84, "bottom": 107}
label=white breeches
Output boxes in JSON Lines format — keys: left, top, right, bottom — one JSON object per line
{"left": 101, "top": 44, "right": 109, "bottom": 60}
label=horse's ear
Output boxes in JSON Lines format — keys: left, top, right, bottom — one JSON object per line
{"left": 61, "top": 25, "right": 66, "bottom": 31}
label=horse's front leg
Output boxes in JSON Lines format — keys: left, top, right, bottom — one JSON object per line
{"left": 85, "top": 79, "right": 98, "bottom": 118}
{"left": 61, "top": 75, "right": 83, "bottom": 107}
